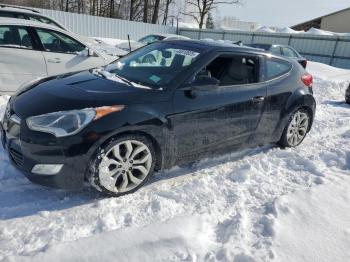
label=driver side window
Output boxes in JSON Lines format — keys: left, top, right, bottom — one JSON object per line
{"left": 195, "top": 55, "right": 259, "bottom": 86}
{"left": 36, "top": 28, "right": 85, "bottom": 54}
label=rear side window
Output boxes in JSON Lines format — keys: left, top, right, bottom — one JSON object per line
{"left": 269, "top": 46, "right": 282, "bottom": 55}
{"left": 0, "top": 25, "right": 33, "bottom": 49}
{"left": 282, "top": 47, "right": 298, "bottom": 58}
{"left": 265, "top": 58, "right": 291, "bottom": 80}
{"left": 0, "top": 11, "right": 26, "bottom": 19}
{"left": 0, "top": 11, "right": 15, "bottom": 18}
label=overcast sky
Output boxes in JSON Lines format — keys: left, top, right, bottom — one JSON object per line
{"left": 217, "top": 0, "right": 350, "bottom": 27}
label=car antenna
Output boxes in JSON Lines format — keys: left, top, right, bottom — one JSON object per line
{"left": 127, "top": 34, "right": 131, "bottom": 52}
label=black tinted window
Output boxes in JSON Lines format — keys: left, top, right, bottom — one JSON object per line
{"left": 200, "top": 55, "right": 259, "bottom": 86}
{"left": 36, "top": 28, "right": 85, "bottom": 53}
{"left": 0, "top": 25, "right": 33, "bottom": 49}
{"left": 282, "top": 47, "right": 298, "bottom": 58}
{"left": 269, "top": 46, "right": 282, "bottom": 55}
{"left": 266, "top": 58, "right": 291, "bottom": 80}
{"left": 0, "top": 11, "right": 15, "bottom": 17}
{"left": 0, "top": 11, "right": 26, "bottom": 19}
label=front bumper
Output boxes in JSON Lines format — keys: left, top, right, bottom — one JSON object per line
{"left": 1, "top": 115, "right": 89, "bottom": 190}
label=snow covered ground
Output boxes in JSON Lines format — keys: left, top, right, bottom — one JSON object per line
{"left": 0, "top": 62, "right": 349, "bottom": 262}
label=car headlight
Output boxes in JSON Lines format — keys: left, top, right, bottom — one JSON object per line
{"left": 26, "top": 106, "right": 124, "bottom": 137}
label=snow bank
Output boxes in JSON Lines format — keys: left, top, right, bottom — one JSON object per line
{"left": 277, "top": 27, "right": 303, "bottom": 34}
{"left": 255, "top": 26, "right": 275, "bottom": 33}
{"left": 302, "top": 27, "right": 350, "bottom": 37}
{"left": 273, "top": 176, "right": 350, "bottom": 262}
{"left": 307, "top": 62, "right": 350, "bottom": 82}
{"left": 305, "top": 27, "right": 334, "bottom": 36}
{"left": 178, "top": 22, "right": 198, "bottom": 29}
{"left": 8, "top": 215, "right": 216, "bottom": 262}
{"left": 0, "top": 62, "right": 349, "bottom": 261}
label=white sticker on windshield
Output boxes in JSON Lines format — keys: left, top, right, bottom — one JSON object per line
{"left": 173, "top": 49, "right": 199, "bottom": 58}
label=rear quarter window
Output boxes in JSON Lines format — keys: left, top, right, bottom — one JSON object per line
{"left": 265, "top": 58, "right": 291, "bottom": 80}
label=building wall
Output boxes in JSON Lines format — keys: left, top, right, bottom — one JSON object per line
{"left": 321, "top": 9, "right": 350, "bottom": 33}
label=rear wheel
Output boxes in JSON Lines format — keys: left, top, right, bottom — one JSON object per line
{"left": 279, "top": 109, "right": 310, "bottom": 148}
{"left": 88, "top": 135, "right": 156, "bottom": 196}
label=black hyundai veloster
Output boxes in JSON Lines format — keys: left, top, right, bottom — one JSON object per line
{"left": 1, "top": 40, "right": 316, "bottom": 196}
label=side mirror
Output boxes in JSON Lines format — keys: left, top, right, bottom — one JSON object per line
{"left": 77, "top": 48, "right": 97, "bottom": 57}
{"left": 191, "top": 75, "right": 220, "bottom": 91}
{"left": 88, "top": 48, "right": 95, "bottom": 57}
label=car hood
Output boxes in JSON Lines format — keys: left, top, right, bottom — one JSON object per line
{"left": 77, "top": 35, "right": 126, "bottom": 60}
{"left": 12, "top": 71, "right": 170, "bottom": 118}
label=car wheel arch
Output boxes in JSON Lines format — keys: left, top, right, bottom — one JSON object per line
{"left": 86, "top": 128, "right": 164, "bottom": 174}
{"left": 272, "top": 88, "right": 315, "bottom": 140}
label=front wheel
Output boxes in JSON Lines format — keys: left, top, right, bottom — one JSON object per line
{"left": 278, "top": 109, "right": 311, "bottom": 148}
{"left": 87, "top": 135, "right": 156, "bottom": 196}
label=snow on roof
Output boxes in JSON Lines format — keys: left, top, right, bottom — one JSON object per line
{"left": 277, "top": 27, "right": 304, "bottom": 34}
{"left": 255, "top": 26, "right": 275, "bottom": 33}
{"left": 305, "top": 27, "right": 334, "bottom": 36}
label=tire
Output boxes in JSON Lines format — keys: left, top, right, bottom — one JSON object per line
{"left": 278, "top": 109, "right": 311, "bottom": 148}
{"left": 87, "top": 134, "right": 156, "bottom": 196}
{"left": 346, "top": 98, "right": 350, "bottom": 105}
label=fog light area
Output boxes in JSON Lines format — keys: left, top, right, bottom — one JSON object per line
{"left": 31, "top": 164, "right": 64, "bottom": 175}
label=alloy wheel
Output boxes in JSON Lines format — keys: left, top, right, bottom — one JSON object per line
{"left": 98, "top": 140, "right": 152, "bottom": 193}
{"left": 286, "top": 111, "right": 309, "bottom": 146}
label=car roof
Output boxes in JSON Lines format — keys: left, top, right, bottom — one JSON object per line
{"left": 0, "top": 17, "right": 62, "bottom": 30}
{"left": 164, "top": 39, "right": 269, "bottom": 54}
{"left": 249, "top": 43, "right": 298, "bottom": 49}
{"left": 0, "top": 17, "right": 87, "bottom": 43}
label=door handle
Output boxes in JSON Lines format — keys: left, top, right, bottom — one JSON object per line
{"left": 47, "top": 58, "right": 62, "bottom": 63}
{"left": 251, "top": 96, "right": 265, "bottom": 103}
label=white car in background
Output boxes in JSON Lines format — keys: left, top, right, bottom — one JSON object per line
{"left": 0, "top": 4, "right": 127, "bottom": 57}
{"left": 0, "top": 18, "right": 116, "bottom": 95}
{"left": 117, "top": 33, "right": 190, "bottom": 52}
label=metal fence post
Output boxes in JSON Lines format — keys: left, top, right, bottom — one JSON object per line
{"left": 222, "top": 30, "right": 226, "bottom": 40}
{"left": 330, "top": 37, "right": 339, "bottom": 66}
{"left": 288, "top": 34, "right": 293, "bottom": 45}
{"left": 251, "top": 33, "right": 255, "bottom": 44}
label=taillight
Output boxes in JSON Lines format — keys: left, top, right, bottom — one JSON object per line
{"left": 302, "top": 74, "right": 313, "bottom": 88}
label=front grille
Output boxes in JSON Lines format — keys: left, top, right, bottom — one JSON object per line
{"left": 9, "top": 147, "right": 24, "bottom": 168}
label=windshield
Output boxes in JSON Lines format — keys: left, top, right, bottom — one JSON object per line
{"left": 104, "top": 42, "right": 203, "bottom": 89}
{"left": 138, "top": 35, "right": 165, "bottom": 44}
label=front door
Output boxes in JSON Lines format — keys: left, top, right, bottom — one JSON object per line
{"left": 171, "top": 54, "right": 266, "bottom": 158}
{"left": 0, "top": 25, "right": 46, "bottom": 94}
{"left": 34, "top": 27, "right": 105, "bottom": 76}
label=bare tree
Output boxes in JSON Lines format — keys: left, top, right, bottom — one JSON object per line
{"left": 184, "top": 0, "right": 242, "bottom": 29}
{"left": 0, "top": 0, "right": 173, "bottom": 24}
{"left": 162, "top": 0, "right": 173, "bottom": 25}
{"left": 151, "top": 0, "right": 160, "bottom": 24}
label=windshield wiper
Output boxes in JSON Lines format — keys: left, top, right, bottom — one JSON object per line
{"left": 92, "top": 70, "right": 107, "bottom": 79}
{"left": 114, "top": 74, "right": 135, "bottom": 87}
